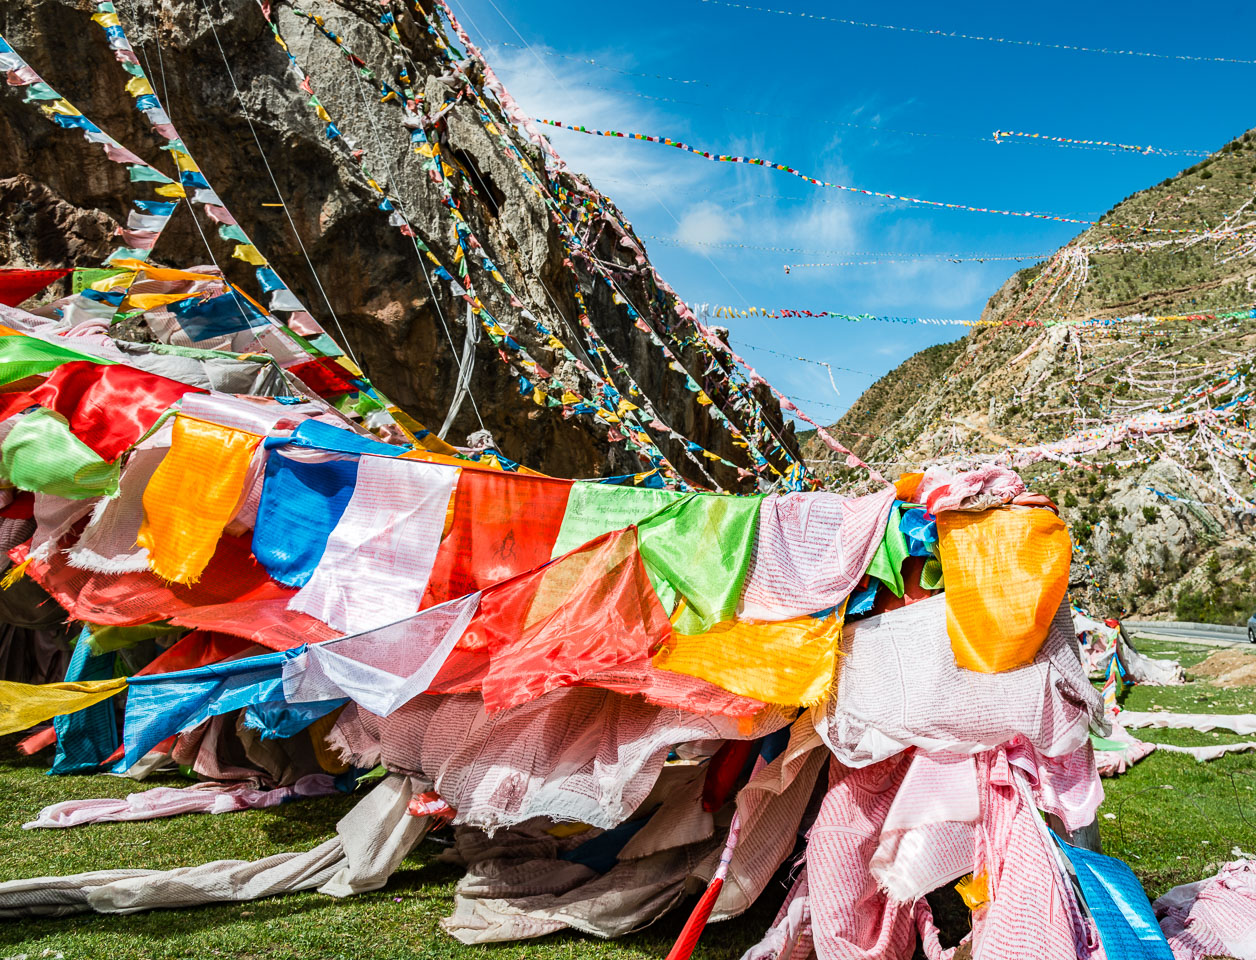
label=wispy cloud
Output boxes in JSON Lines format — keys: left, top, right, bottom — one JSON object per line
{"left": 484, "top": 45, "right": 706, "bottom": 209}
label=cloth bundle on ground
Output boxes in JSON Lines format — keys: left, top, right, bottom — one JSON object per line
{"left": 1154, "top": 859, "right": 1256, "bottom": 960}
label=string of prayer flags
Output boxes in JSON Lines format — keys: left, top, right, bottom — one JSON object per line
{"left": 0, "top": 32, "right": 178, "bottom": 264}
{"left": 992, "top": 129, "right": 1208, "bottom": 157}
{"left": 536, "top": 119, "right": 1225, "bottom": 236}
{"left": 697, "top": 0, "right": 1256, "bottom": 67}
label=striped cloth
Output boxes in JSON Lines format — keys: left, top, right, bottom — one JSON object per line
{"left": 288, "top": 457, "right": 456, "bottom": 633}
{"left": 738, "top": 486, "right": 894, "bottom": 621}
{"left": 1155, "top": 860, "right": 1256, "bottom": 960}
{"left": 806, "top": 753, "right": 918, "bottom": 959}
{"left": 329, "top": 688, "right": 792, "bottom": 833}
{"left": 813, "top": 594, "right": 1103, "bottom": 766}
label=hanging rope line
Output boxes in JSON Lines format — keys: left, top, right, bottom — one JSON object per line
{"left": 697, "top": 0, "right": 1256, "bottom": 67}
{"left": 992, "top": 129, "right": 1211, "bottom": 157}
{"left": 535, "top": 120, "right": 1239, "bottom": 235}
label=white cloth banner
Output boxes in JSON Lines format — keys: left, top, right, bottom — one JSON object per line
{"left": 283, "top": 593, "right": 480, "bottom": 716}
{"left": 288, "top": 457, "right": 456, "bottom": 633}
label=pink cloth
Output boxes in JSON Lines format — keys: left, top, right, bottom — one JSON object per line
{"left": 329, "top": 688, "right": 791, "bottom": 833}
{"left": 806, "top": 753, "right": 918, "bottom": 960}
{"left": 1154, "top": 860, "right": 1256, "bottom": 960}
{"left": 1008, "top": 739, "right": 1104, "bottom": 832}
{"left": 917, "top": 464, "right": 1026, "bottom": 513}
{"left": 972, "top": 750, "right": 1092, "bottom": 960}
{"left": 740, "top": 868, "right": 815, "bottom": 960}
{"left": 23, "top": 774, "right": 338, "bottom": 829}
{"left": 738, "top": 486, "right": 894, "bottom": 621}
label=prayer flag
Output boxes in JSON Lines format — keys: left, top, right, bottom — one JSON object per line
{"left": 938, "top": 507, "right": 1072, "bottom": 673}
{"left": 29, "top": 360, "right": 203, "bottom": 462}
{"left": 0, "top": 408, "right": 120, "bottom": 499}
{"left": 423, "top": 470, "right": 572, "bottom": 606}
{"left": 138, "top": 415, "right": 261, "bottom": 583}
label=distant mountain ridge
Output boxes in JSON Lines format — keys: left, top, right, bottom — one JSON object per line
{"left": 814, "top": 127, "right": 1256, "bottom": 623}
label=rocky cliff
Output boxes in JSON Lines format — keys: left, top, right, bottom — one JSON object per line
{"left": 819, "top": 131, "right": 1256, "bottom": 622}
{"left": 0, "top": 0, "right": 797, "bottom": 487}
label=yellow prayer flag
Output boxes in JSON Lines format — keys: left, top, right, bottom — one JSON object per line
{"left": 137, "top": 414, "right": 261, "bottom": 584}
{"left": 124, "top": 76, "right": 155, "bottom": 97}
{"left": 154, "top": 182, "right": 187, "bottom": 198}
{"left": 0, "top": 677, "right": 127, "bottom": 736}
{"left": 561, "top": 391, "right": 580, "bottom": 405}
{"left": 92, "top": 271, "right": 136, "bottom": 292}
{"left": 124, "top": 292, "right": 199, "bottom": 311}
{"left": 334, "top": 356, "right": 364, "bottom": 377}
{"left": 654, "top": 606, "right": 844, "bottom": 707}
{"left": 231, "top": 244, "right": 267, "bottom": 266}
{"left": 171, "top": 151, "right": 201, "bottom": 173}
{"left": 696, "top": 392, "right": 713, "bottom": 406}
{"left": 90, "top": 11, "right": 121, "bottom": 26}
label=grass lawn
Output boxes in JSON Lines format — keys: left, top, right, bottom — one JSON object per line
{"left": 2, "top": 634, "right": 1255, "bottom": 958}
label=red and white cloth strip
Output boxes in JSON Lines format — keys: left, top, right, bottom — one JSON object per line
{"left": 1155, "top": 859, "right": 1256, "bottom": 960}
{"left": 23, "top": 775, "right": 339, "bottom": 829}
{"left": 738, "top": 486, "right": 894, "bottom": 621}
{"left": 288, "top": 457, "right": 457, "bottom": 633}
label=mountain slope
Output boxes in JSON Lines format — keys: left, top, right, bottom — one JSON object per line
{"left": 817, "top": 129, "right": 1256, "bottom": 622}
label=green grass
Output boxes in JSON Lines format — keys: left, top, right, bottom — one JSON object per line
{"left": 2, "top": 635, "right": 1255, "bottom": 957}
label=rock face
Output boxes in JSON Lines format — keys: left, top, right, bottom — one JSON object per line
{"left": 818, "top": 131, "right": 1256, "bottom": 623}
{"left": 0, "top": 0, "right": 795, "bottom": 486}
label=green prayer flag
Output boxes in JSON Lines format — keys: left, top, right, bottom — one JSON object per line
{"left": 865, "top": 503, "right": 909, "bottom": 598}
{"left": 306, "top": 333, "right": 344, "bottom": 358}
{"left": 72, "top": 268, "right": 127, "bottom": 294}
{"left": 217, "top": 224, "right": 250, "bottom": 243}
{"left": 1, "top": 408, "right": 120, "bottom": 499}
{"left": 104, "top": 247, "right": 150, "bottom": 264}
{"left": 551, "top": 483, "right": 689, "bottom": 611}
{"left": 637, "top": 493, "right": 761, "bottom": 635}
{"left": 0, "top": 334, "right": 113, "bottom": 387}
{"left": 23, "top": 83, "right": 61, "bottom": 102}
{"left": 128, "top": 165, "right": 174, "bottom": 184}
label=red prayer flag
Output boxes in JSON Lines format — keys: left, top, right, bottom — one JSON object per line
{"left": 135, "top": 631, "right": 254, "bottom": 676}
{"left": 460, "top": 527, "right": 671, "bottom": 712}
{"left": 422, "top": 470, "right": 572, "bottom": 606}
{"left": 0, "top": 268, "right": 71, "bottom": 306}
{"left": 287, "top": 357, "right": 359, "bottom": 397}
{"left": 29, "top": 360, "right": 205, "bottom": 462}
{"left": 26, "top": 533, "right": 291, "bottom": 627}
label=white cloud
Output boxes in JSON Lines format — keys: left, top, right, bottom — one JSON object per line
{"left": 483, "top": 45, "right": 705, "bottom": 209}
{"left": 675, "top": 202, "right": 743, "bottom": 246}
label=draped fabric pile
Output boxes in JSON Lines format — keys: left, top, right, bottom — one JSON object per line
{"left": 0, "top": 287, "right": 1179, "bottom": 960}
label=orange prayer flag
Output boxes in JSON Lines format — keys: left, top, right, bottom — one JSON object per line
{"left": 937, "top": 507, "right": 1072, "bottom": 673}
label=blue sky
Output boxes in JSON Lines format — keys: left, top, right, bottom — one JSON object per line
{"left": 446, "top": 0, "right": 1256, "bottom": 423}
